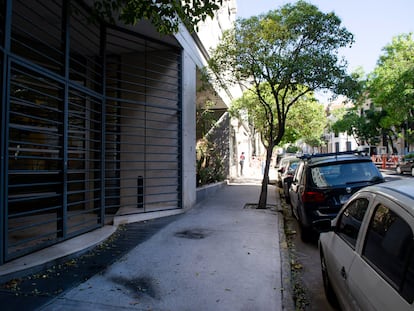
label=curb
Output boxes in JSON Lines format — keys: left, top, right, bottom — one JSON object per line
{"left": 278, "top": 207, "right": 295, "bottom": 311}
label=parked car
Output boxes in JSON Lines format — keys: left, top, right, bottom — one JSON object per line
{"left": 276, "top": 155, "right": 298, "bottom": 188}
{"left": 281, "top": 159, "right": 299, "bottom": 203}
{"left": 396, "top": 152, "right": 414, "bottom": 176}
{"left": 288, "top": 151, "right": 384, "bottom": 241}
{"left": 315, "top": 179, "right": 414, "bottom": 311}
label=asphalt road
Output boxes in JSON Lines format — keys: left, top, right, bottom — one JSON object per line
{"left": 281, "top": 195, "right": 337, "bottom": 311}
{"left": 289, "top": 213, "right": 338, "bottom": 311}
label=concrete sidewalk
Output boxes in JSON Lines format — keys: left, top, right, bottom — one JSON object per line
{"left": 39, "top": 181, "right": 291, "bottom": 311}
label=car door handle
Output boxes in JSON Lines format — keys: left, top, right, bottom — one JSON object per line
{"left": 341, "top": 266, "right": 347, "bottom": 280}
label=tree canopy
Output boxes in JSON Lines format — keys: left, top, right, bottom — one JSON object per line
{"left": 209, "top": 1, "right": 355, "bottom": 146}
{"left": 333, "top": 33, "right": 414, "bottom": 153}
{"left": 331, "top": 107, "right": 384, "bottom": 146}
{"left": 91, "top": 0, "right": 223, "bottom": 34}
{"left": 367, "top": 33, "right": 414, "bottom": 130}
{"left": 232, "top": 84, "right": 326, "bottom": 148}
{"left": 209, "top": 1, "right": 355, "bottom": 207}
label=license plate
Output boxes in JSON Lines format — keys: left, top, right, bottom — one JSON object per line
{"left": 340, "top": 194, "right": 351, "bottom": 204}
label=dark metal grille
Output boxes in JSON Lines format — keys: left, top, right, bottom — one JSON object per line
{"left": 7, "top": 64, "right": 64, "bottom": 257}
{"left": 69, "top": 0, "right": 103, "bottom": 92}
{"left": 67, "top": 87, "right": 102, "bottom": 235}
{"left": 1, "top": 0, "right": 183, "bottom": 263}
{"left": 0, "top": 0, "right": 4, "bottom": 46}
{"left": 105, "top": 28, "right": 182, "bottom": 214}
{"left": 11, "top": 0, "right": 64, "bottom": 74}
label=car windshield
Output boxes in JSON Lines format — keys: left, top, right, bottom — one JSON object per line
{"left": 310, "top": 162, "right": 381, "bottom": 187}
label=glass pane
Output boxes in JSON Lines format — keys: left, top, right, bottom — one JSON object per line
{"left": 363, "top": 205, "right": 413, "bottom": 295}
{"left": 311, "top": 162, "right": 381, "bottom": 187}
{"left": 337, "top": 198, "right": 369, "bottom": 247}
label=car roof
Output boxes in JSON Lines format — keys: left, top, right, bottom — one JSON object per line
{"left": 279, "top": 156, "right": 299, "bottom": 165}
{"left": 360, "top": 179, "right": 414, "bottom": 214}
{"left": 280, "top": 155, "right": 298, "bottom": 161}
{"left": 301, "top": 152, "right": 372, "bottom": 166}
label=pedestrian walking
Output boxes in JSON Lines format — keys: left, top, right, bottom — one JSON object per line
{"left": 239, "top": 152, "right": 245, "bottom": 175}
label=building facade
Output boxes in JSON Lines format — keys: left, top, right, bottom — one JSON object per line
{"left": 0, "top": 0, "right": 237, "bottom": 265}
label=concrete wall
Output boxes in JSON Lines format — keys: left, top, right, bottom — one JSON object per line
{"left": 181, "top": 51, "right": 197, "bottom": 209}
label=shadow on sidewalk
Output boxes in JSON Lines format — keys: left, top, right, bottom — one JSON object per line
{"left": 0, "top": 215, "right": 181, "bottom": 310}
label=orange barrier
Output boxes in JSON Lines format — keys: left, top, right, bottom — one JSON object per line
{"left": 371, "top": 154, "right": 401, "bottom": 169}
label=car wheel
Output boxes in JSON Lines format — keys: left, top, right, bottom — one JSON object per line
{"left": 285, "top": 195, "right": 290, "bottom": 204}
{"left": 284, "top": 188, "right": 291, "bottom": 204}
{"left": 396, "top": 166, "right": 402, "bottom": 174}
{"left": 320, "top": 250, "right": 339, "bottom": 307}
{"left": 299, "top": 223, "right": 312, "bottom": 243}
{"left": 297, "top": 209, "right": 313, "bottom": 242}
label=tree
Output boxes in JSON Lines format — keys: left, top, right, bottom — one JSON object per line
{"left": 332, "top": 108, "right": 384, "bottom": 146}
{"left": 282, "top": 95, "right": 327, "bottom": 147}
{"left": 208, "top": 1, "right": 355, "bottom": 208}
{"left": 231, "top": 84, "right": 326, "bottom": 149}
{"left": 91, "top": 0, "right": 223, "bottom": 34}
{"left": 367, "top": 33, "right": 414, "bottom": 151}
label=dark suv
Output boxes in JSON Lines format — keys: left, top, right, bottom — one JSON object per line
{"left": 288, "top": 151, "right": 384, "bottom": 241}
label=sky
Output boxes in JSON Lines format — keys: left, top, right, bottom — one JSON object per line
{"left": 236, "top": 0, "right": 414, "bottom": 74}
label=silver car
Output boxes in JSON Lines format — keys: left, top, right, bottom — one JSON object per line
{"left": 315, "top": 179, "right": 414, "bottom": 311}
{"left": 396, "top": 153, "right": 414, "bottom": 176}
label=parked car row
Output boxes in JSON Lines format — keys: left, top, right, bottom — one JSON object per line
{"left": 277, "top": 151, "right": 414, "bottom": 310}
{"left": 276, "top": 157, "right": 299, "bottom": 202}
{"left": 276, "top": 155, "right": 298, "bottom": 188}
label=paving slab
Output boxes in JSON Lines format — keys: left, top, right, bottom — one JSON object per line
{"left": 40, "top": 182, "right": 285, "bottom": 311}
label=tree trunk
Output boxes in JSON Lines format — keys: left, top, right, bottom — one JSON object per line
{"left": 257, "top": 145, "right": 274, "bottom": 209}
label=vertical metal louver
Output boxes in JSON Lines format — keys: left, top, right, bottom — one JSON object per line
{"left": 105, "top": 28, "right": 182, "bottom": 216}
{"left": 1, "top": 0, "right": 182, "bottom": 263}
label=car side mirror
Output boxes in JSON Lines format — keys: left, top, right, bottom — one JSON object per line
{"left": 312, "top": 219, "right": 333, "bottom": 233}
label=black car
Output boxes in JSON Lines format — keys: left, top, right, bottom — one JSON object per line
{"left": 288, "top": 151, "right": 384, "bottom": 242}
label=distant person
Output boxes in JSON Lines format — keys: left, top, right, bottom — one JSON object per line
{"left": 239, "top": 152, "right": 245, "bottom": 175}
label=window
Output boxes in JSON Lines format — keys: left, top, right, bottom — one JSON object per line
{"left": 336, "top": 198, "right": 369, "bottom": 248}
{"left": 363, "top": 204, "right": 414, "bottom": 303}
{"left": 293, "top": 162, "right": 304, "bottom": 184}
{"left": 311, "top": 162, "right": 381, "bottom": 187}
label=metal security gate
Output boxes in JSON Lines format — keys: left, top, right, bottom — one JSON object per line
{"left": 104, "top": 28, "right": 182, "bottom": 217}
{"left": 0, "top": 0, "right": 182, "bottom": 263}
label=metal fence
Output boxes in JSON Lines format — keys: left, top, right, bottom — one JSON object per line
{"left": 0, "top": 0, "right": 182, "bottom": 263}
